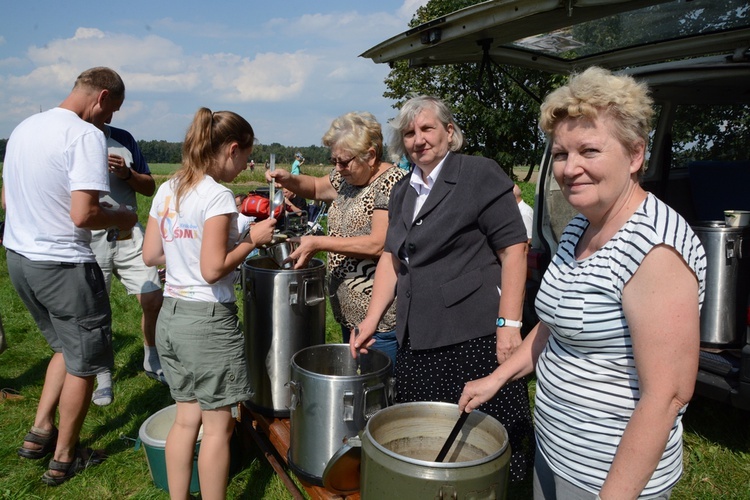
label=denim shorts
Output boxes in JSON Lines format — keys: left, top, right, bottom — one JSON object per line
{"left": 156, "top": 297, "right": 251, "bottom": 410}
{"left": 6, "top": 250, "right": 114, "bottom": 376}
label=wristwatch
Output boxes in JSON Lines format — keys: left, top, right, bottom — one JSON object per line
{"left": 496, "top": 317, "right": 522, "bottom": 328}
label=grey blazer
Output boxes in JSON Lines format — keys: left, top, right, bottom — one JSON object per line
{"left": 385, "top": 153, "right": 527, "bottom": 350}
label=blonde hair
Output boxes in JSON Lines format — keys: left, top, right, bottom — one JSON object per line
{"left": 388, "top": 95, "right": 464, "bottom": 160}
{"left": 540, "top": 67, "right": 654, "bottom": 163}
{"left": 322, "top": 112, "right": 384, "bottom": 162}
{"left": 172, "top": 107, "right": 255, "bottom": 211}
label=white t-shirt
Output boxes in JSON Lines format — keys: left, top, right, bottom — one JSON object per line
{"left": 149, "top": 175, "right": 239, "bottom": 303}
{"left": 518, "top": 199, "right": 533, "bottom": 239}
{"left": 2, "top": 107, "right": 109, "bottom": 262}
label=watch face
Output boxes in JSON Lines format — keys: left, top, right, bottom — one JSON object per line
{"left": 496, "top": 318, "right": 505, "bottom": 327}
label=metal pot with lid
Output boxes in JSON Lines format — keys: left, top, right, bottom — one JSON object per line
{"left": 692, "top": 221, "right": 750, "bottom": 347}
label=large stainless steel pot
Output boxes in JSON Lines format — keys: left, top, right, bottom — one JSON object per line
{"left": 243, "top": 257, "right": 326, "bottom": 417}
{"left": 324, "top": 401, "right": 510, "bottom": 499}
{"left": 692, "top": 222, "right": 750, "bottom": 347}
{"left": 288, "top": 344, "right": 392, "bottom": 486}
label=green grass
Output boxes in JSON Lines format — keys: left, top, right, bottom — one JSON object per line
{"left": 1, "top": 169, "right": 748, "bottom": 498}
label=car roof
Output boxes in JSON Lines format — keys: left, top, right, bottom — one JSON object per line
{"left": 361, "top": 0, "right": 750, "bottom": 74}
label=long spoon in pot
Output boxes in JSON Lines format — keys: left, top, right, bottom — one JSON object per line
{"left": 435, "top": 410, "right": 470, "bottom": 462}
{"left": 353, "top": 327, "right": 361, "bottom": 375}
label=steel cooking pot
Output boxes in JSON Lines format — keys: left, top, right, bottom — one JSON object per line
{"left": 288, "top": 344, "right": 393, "bottom": 486}
{"left": 323, "top": 401, "right": 511, "bottom": 498}
{"left": 242, "top": 257, "right": 326, "bottom": 417}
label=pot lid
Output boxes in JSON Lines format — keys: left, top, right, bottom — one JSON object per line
{"left": 322, "top": 438, "right": 361, "bottom": 495}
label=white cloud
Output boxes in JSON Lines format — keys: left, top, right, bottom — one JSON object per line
{"left": 0, "top": 2, "right": 425, "bottom": 144}
{"left": 398, "top": 0, "right": 430, "bottom": 21}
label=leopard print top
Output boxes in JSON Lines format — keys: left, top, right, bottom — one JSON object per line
{"left": 327, "top": 165, "right": 406, "bottom": 331}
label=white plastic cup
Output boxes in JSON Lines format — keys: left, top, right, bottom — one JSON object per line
{"left": 724, "top": 210, "right": 750, "bottom": 227}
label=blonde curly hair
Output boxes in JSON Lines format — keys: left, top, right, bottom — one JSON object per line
{"left": 540, "top": 67, "right": 654, "bottom": 167}
{"left": 322, "top": 112, "right": 384, "bottom": 162}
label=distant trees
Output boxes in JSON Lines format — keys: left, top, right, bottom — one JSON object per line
{"left": 0, "top": 136, "right": 382, "bottom": 168}
{"left": 137, "top": 141, "right": 338, "bottom": 166}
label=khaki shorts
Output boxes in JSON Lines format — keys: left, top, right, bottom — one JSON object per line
{"left": 6, "top": 250, "right": 114, "bottom": 376}
{"left": 156, "top": 297, "right": 251, "bottom": 410}
{"left": 90, "top": 223, "right": 161, "bottom": 295}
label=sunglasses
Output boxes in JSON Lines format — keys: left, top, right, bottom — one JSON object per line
{"left": 330, "top": 156, "right": 356, "bottom": 168}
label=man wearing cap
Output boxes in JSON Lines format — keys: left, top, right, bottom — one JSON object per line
{"left": 291, "top": 152, "right": 304, "bottom": 175}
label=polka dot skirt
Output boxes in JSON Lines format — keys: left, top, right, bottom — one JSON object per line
{"left": 395, "top": 334, "right": 535, "bottom": 482}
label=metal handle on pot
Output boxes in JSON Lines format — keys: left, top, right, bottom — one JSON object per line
{"left": 303, "top": 277, "right": 325, "bottom": 306}
{"left": 343, "top": 390, "right": 355, "bottom": 422}
{"left": 438, "top": 486, "right": 459, "bottom": 499}
{"left": 288, "top": 281, "right": 299, "bottom": 305}
{"left": 727, "top": 240, "right": 736, "bottom": 260}
{"left": 288, "top": 380, "right": 301, "bottom": 409}
{"left": 362, "top": 382, "right": 387, "bottom": 420}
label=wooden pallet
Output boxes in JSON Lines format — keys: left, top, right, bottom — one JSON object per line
{"left": 239, "top": 406, "right": 360, "bottom": 500}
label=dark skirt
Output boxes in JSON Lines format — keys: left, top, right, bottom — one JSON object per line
{"left": 395, "top": 334, "right": 535, "bottom": 482}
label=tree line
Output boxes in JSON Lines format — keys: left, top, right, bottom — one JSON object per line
{"left": 0, "top": 138, "right": 350, "bottom": 168}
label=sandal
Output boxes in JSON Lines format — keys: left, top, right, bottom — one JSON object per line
{"left": 18, "top": 426, "right": 58, "bottom": 460}
{"left": 41, "top": 447, "right": 107, "bottom": 486}
{"left": 1, "top": 388, "right": 24, "bottom": 401}
{"left": 145, "top": 369, "right": 168, "bottom": 386}
{"left": 91, "top": 386, "right": 113, "bottom": 406}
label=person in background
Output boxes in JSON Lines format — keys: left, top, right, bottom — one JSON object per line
{"left": 283, "top": 187, "right": 305, "bottom": 215}
{"left": 88, "top": 114, "right": 165, "bottom": 408}
{"left": 514, "top": 183, "right": 533, "bottom": 243}
{"left": 266, "top": 112, "right": 406, "bottom": 367}
{"left": 459, "top": 67, "right": 707, "bottom": 499}
{"left": 143, "top": 107, "right": 275, "bottom": 499}
{"left": 291, "top": 152, "right": 304, "bottom": 175}
{"left": 353, "top": 96, "right": 534, "bottom": 481}
{"left": 397, "top": 153, "right": 411, "bottom": 171}
{"left": 234, "top": 193, "right": 255, "bottom": 236}
{"left": 4, "top": 66, "right": 137, "bottom": 485}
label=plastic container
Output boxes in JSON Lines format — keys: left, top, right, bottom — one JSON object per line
{"left": 137, "top": 404, "right": 202, "bottom": 494}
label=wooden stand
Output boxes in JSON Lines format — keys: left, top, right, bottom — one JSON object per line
{"left": 239, "top": 406, "right": 360, "bottom": 500}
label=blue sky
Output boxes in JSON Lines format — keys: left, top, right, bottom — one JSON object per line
{"left": 0, "top": 0, "right": 428, "bottom": 148}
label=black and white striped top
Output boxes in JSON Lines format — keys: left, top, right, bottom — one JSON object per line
{"left": 534, "top": 193, "right": 706, "bottom": 496}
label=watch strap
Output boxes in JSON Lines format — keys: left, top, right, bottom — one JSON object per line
{"left": 496, "top": 317, "right": 522, "bottom": 328}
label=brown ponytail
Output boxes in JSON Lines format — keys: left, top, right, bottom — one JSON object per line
{"left": 171, "top": 107, "right": 255, "bottom": 212}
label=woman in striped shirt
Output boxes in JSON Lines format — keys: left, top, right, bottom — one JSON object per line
{"left": 459, "top": 67, "right": 706, "bottom": 499}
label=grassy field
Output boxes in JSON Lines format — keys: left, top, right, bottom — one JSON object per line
{"left": 0, "top": 165, "right": 748, "bottom": 498}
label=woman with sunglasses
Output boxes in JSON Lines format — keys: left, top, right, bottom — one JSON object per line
{"left": 266, "top": 112, "right": 406, "bottom": 365}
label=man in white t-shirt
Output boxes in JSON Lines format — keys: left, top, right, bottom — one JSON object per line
{"left": 87, "top": 118, "right": 166, "bottom": 406}
{"left": 2, "top": 67, "right": 137, "bottom": 485}
{"left": 514, "top": 184, "right": 533, "bottom": 243}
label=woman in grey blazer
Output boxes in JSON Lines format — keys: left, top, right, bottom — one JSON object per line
{"left": 353, "top": 95, "right": 534, "bottom": 481}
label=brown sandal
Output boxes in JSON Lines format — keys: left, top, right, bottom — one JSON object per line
{"left": 18, "top": 426, "right": 58, "bottom": 460}
{"left": 41, "top": 447, "right": 107, "bottom": 486}
{"left": 1, "top": 388, "right": 24, "bottom": 401}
